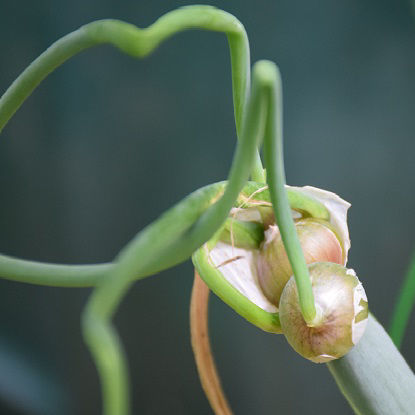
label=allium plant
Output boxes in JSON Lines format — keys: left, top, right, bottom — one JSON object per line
{"left": 0, "top": 5, "right": 414, "bottom": 415}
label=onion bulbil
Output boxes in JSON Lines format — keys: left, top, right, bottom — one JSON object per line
{"left": 279, "top": 262, "right": 368, "bottom": 363}
{"left": 257, "top": 218, "right": 344, "bottom": 307}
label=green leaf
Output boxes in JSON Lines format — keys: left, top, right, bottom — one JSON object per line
{"left": 328, "top": 314, "right": 415, "bottom": 415}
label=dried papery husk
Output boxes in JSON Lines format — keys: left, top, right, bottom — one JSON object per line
{"left": 190, "top": 272, "right": 233, "bottom": 415}
{"left": 279, "top": 262, "right": 368, "bottom": 363}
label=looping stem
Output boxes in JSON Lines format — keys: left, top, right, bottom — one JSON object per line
{"left": 0, "top": 6, "right": 264, "bottom": 180}
{"left": 0, "top": 5, "right": 319, "bottom": 414}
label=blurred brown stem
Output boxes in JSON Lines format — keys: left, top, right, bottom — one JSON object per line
{"left": 190, "top": 271, "right": 233, "bottom": 415}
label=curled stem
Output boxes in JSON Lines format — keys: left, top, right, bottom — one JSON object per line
{"left": 80, "top": 51, "right": 269, "bottom": 410}
{"left": 190, "top": 271, "right": 233, "bottom": 415}
{"left": 258, "top": 61, "right": 317, "bottom": 325}
{"left": 0, "top": 253, "right": 111, "bottom": 287}
{"left": 0, "top": 6, "right": 264, "bottom": 180}
{"left": 0, "top": 5, "right": 265, "bottom": 289}
{"left": 0, "top": 5, "right": 269, "bottom": 413}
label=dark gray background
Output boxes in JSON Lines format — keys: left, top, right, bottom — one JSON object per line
{"left": 0, "top": 0, "right": 414, "bottom": 414}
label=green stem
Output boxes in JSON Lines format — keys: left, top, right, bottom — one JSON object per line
{"left": 0, "top": 6, "right": 263, "bottom": 179}
{"left": 389, "top": 250, "right": 415, "bottom": 348}
{"left": 81, "top": 182, "right": 229, "bottom": 415}
{"left": 80, "top": 181, "right": 243, "bottom": 415}
{"left": 260, "top": 60, "right": 316, "bottom": 325}
{"left": 251, "top": 151, "right": 266, "bottom": 183}
{"left": 0, "top": 182, "right": 226, "bottom": 288}
{"left": 0, "top": 28, "right": 95, "bottom": 132}
{"left": 81, "top": 74, "right": 267, "bottom": 412}
{"left": 0, "top": 5, "right": 266, "bottom": 288}
{"left": 0, "top": 253, "right": 111, "bottom": 287}
{"left": 0, "top": 7, "right": 269, "bottom": 414}
{"left": 80, "top": 47, "right": 272, "bottom": 415}
{"left": 154, "top": 53, "right": 269, "bottom": 270}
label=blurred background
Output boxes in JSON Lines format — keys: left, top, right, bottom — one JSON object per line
{"left": 0, "top": 0, "right": 414, "bottom": 414}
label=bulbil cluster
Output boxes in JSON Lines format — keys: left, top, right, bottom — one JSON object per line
{"left": 194, "top": 185, "right": 369, "bottom": 363}
{"left": 256, "top": 189, "right": 368, "bottom": 362}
